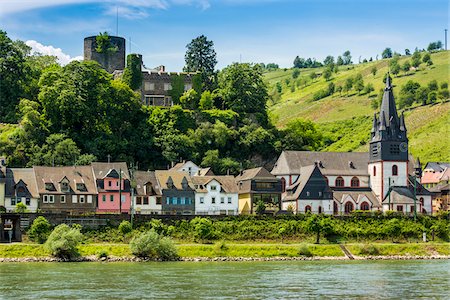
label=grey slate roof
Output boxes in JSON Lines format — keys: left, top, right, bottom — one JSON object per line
{"left": 134, "top": 171, "right": 161, "bottom": 196}
{"left": 333, "top": 190, "right": 381, "bottom": 208}
{"left": 284, "top": 165, "right": 316, "bottom": 201}
{"left": 4, "top": 168, "right": 39, "bottom": 198}
{"left": 236, "top": 167, "right": 278, "bottom": 181}
{"left": 382, "top": 187, "right": 417, "bottom": 205}
{"left": 272, "top": 151, "right": 369, "bottom": 176}
{"left": 424, "top": 162, "right": 450, "bottom": 172}
{"left": 91, "top": 162, "right": 130, "bottom": 180}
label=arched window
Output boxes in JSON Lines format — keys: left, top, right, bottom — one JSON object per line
{"left": 305, "top": 205, "right": 312, "bottom": 213}
{"left": 373, "top": 166, "right": 376, "bottom": 176}
{"left": 420, "top": 197, "right": 424, "bottom": 205}
{"left": 392, "top": 165, "right": 398, "bottom": 176}
{"left": 318, "top": 206, "right": 323, "bottom": 214}
{"left": 333, "top": 202, "right": 339, "bottom": 215}
{"left": 335, "top": 176, "right": 345, "bottom": 187}
{"left": 360, "top": 202, "right": 370, "bottom": 211}
{"left": 344, "top": 202, "right": 354, "bottom": 214}
{"left": 281, "top": 177, "right": 286, "bottom": 193}
{"left": 351, "top": 177, "right": 360, "bottom": 187}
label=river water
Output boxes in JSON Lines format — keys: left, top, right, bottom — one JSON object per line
{"left": 0, "top": 260, "right": 448, "bottom": 299}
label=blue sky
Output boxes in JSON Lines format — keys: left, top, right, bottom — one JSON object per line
{"left": 0, "top": 0, "right": 448, "bottom": 70}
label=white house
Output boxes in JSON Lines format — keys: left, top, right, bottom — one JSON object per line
{"left": 193, "top": 176, "right": 238, "bottom": 215}
{"left": 4, "top": 168, "right": 39, "bottom": 212}
{"left": 133, "top": 171, "right": 162, "bottom": 215}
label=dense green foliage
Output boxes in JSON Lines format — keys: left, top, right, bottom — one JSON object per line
{"left": 129, "top": 229, "right": 178, "bottom": 260}
{"left": 122, "top": 54, "right": 143, "bottom": 90}
{"left": 44, "top": 224, "right": 83, "bottom": 259}
{"left": 28, "top": 216, "right": 52, "bottom": 244}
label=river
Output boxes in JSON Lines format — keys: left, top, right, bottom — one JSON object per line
{"left": 0, "top": 260, "right": 448, "bottom": 299}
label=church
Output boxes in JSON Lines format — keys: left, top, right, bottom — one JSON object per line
{"left": 271, "top": 74, "right": 432, "bottom": 215}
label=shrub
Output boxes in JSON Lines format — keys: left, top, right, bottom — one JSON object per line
{"left": 44, "top": 224, "right": 83, "bottom": 259}
{"left": 214, "top": 240, "right": 229, "bottom": 256}
{"left": 359, "top": 244, "right": 380, "bottom": 256}
{"left": 15, "top": 202, "right": 28, "bottom": 213}
{"left": 130, "top": 230, "right": 178, "bottom": 260}
{"left": 97, "top": 249, "right": 109, "bottom": 259}
{"left": 28, "top": 216, "right": 52, "bottom": 244}
{"left": 119, "top": 220, "right": 132, "bottom": 235}
{"left": 298, "top": 244, "right": 313, "bottom": 257}
{"left": 191, "top": 217, "right": 218, "bottom": 242}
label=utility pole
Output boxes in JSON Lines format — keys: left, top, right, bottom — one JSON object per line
{"left": 130, "top": 163, "right": 136, "bottom": 228}
{"left": 445, "top": 29, "right": 448, "bottom": 50}
{"left": 413, "top": 175, "right": 417, "bottom": 221}
{"left": 388, "top": 177, "right": 391, "bottom": 210}
{"left": 119, "top": 168, "right": 122, "bottom": 214}
{"left": 116, "top": 6, "right": 119, "bottom": 36}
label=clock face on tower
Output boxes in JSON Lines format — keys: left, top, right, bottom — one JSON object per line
{"left": 400, "top": 142, "right": 408, "bottom": 152}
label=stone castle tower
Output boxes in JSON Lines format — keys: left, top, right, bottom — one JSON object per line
{"left": 84, "top": 35, "right": 126, "bottom": 73}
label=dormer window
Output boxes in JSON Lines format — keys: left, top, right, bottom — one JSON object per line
{"left": 76, "top": 183, "right": 86, "bottom": 191}
{"left": 211, "top": 185, "right": 217, "bottom": 191}
{"left": 61, "top": 182, "right": 69, "bottom": 192}
{"left": 45, "top": 183, "right": 54, "bottom": 191}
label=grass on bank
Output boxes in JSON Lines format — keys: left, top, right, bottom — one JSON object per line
{"left": 1, "top": 242, "right": 449, "bottom": 259}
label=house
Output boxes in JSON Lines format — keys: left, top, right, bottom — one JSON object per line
{"left": 170, "top": 161, "right": 214, "bottom": 177}
{"left": 0, "top": 157, "right": 6, "bottom": 210}
{"left": 421, "top": 162, "right": 450, "bottom": 189}
{"left": 33, "top": 166, "right": 98, "bottom": 214}
{"left": 3, "top": 168, "right": 39, "bottom": 212}
{"left": 92, "top": 162, "right": 131, "bottom": 214}
{"left": 133, "top": 170, "right": 162, "bottom": 215}
{"left": 155, "top": 170, "right": 195, "bottom": 215}
{"left": 429, "top": 183, "right": 450, "bottom": 213}
{"left": 193, "top": 176, "right": 238, "bottom": 215}
{"left": 282, "top": 165, "right": 333, "bottom": 214}
{"left": 272, "top": 74, "right": 432, "bottom": 215}
{"left": 235, "top": 167, "right": 282, "bottom": 214}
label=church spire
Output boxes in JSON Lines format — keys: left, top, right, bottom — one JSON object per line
{"left": 380, "top": 73, "right": 399, "bottom": 129}
{"left": 371, "top": 113, "right": 377, "bottom": 134}
{"left": 399, "top": 111, "right": 406, "bottom": 132}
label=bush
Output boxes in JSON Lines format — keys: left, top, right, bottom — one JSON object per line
{"left": 97, "top": 249, "right": 109, "bottom": 259}
{"left": 191, "top": 217, "right": 218, "bottom": 242}
{"left": 15, "top": 202, "right": 28, "bottom": 213}
{"left": 28, "top": 216, "right": 52, "bottom": 244}
{"left": 130, "top": 230, "right": 178, "bottom": 260}
{"left": 44, "top": 224, "right": 83, "bottom": 259}
{"left": 119, "top": 220, "right": 132, "bottom": 235}
{"left": 359, "top": 244, "right": 380, "bottom": 256}
{"left": 298, "top": 244, "right": 313, "bottom": 257}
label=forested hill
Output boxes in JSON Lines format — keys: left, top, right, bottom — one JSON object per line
{"left": 264, "top": 50, "right": 450, "bottom": 162}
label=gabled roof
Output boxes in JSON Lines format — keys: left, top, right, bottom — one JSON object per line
{"left": 169, "top": 161, "right": 199, "bottom": 172}
{"left": 4, "top": 168, "right": 39, "bottom": 198}
{"left": 284, "top": 165, "right": 315, "bottom": 201}
{"left": 33, "top": 166, "right": 97, "bottom": 194}
{"left": 382, "top": 187, "right": 416, "bottom": 205}
{"left": 195, "top": 167, "right": 215, "bottom": 176}
{"left": 423, "top": 162, "right": 450, "bottom": 172}
{"left": 192, "top": 176, "right": 238, "bottom": 193}
{"left": 91, "top": 162, "right": 130, "bottom": 180}
{"left": 235, "top": 167, "right": 276, "bottom": 181}
{"left": 333, "top": 190, "right": 380, "bottom": 208}
{"left": 155, "top": 170, "right": 194, "bottom": 190}
{"left": 134, "top": 171, "right": 161, "bottom": 196}
{"left": 272, "top": 151, "right": 369, "bottom": 176}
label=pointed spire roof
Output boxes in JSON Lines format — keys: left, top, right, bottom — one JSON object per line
{"left": 379, "top": 112, "right": 387, "bottom": 131}
{"left": 371, "top": 113, "right": 377, "bottom": 133}
{"left": 380, "top": 73, "right": 400, "bottom": 129}
{"left": 399, "top": 112, "right": 406, "bottom": 132}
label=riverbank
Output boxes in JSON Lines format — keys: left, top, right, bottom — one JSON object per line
{"left": 1, "top": 242, "right": 449, "bottom": 262}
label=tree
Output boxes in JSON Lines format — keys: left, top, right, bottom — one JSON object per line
{"left": 293, "top": 56, "right": 304, "bottom": 68}
{"left": 405, "top": 49, "right": 411, "bottom": 56}
{"left": 342, "top": 50, "right": 352, "bottom": 65}
{"left": 15, "top": 202, "right": 28, "bottom": 213}
{"left": 354, "top": 74, "right": 364, "bottom": 94}
{"left": 371, "top": 66, "right": 377, "bottom": 76}
{"left": 256, "top": 200, "right": 266, "bottom": 215}
{"left": 411, "top": 51, "right": 421, "bottom": 68}
{"left": 416, "top": 87, "right": 430, "bottom": 105}
{"left": 428, "top": 80, "right": 438, "bottom": 91}
{"left": 122, "top": 54, "right": 143, "bottom": 90}
{"left": 390, "top": 61, "right": 400, "bottom": 76}
{"left": 281, "top": 119, "right": 323, "bottom": 151}
{"left": 363, "top": 83, "right": 375, "bottom": 95}
{"left": 44, "top": 224, "right": 83, "bottom": 259}
{"left": 28, "top": 216, "right": 52, "bottom": 244}
{"left": 323, "top": 68, "right": 332, "bottom": 81}
{"left": 428, "top": 91, "right": 437, "bottom": 103}
{"left": 305, "top": 215, "right": 333, "bottom": 244}
{"left": 0, "top": 30, "right": 28, "bottom": 122}
{"left": 401, "top": 61, "right": 411, "bottom": 73}
{"left": 30, "top": 134, "right": 81, "bottom": 166}
{"left": 218, "top": 63, "right": 268, "bottom": 117}
{"left": 336, "top": 56, "right": 344, "bottom": 66}
{"left": 344, "top": 77, "right": 354, "bottom": 94}
{"left": 184, "top": 35, "right": 217, "bottom": 91}
{"left": 422, "top": 53, "right": 431, "bottom": 64}
{"left": 323, "top": 55, "right": 335, "bottom": 66}
{"left": 382, "top": 47, "right": 393, "bottom": 59}
{"left": 191, "top": 217, "right": 218, "bottom": 242}
{"left": 309, "top": 72, "right": 317, "bottom": 81}
{"left": 292, "top": 68, "right": 300, "bottom": 79}
{"left": 199, "top": 90, "right": 214, "bottom": 110}
{"left": 179, "top": 89, "right": 199, "bottom": 110}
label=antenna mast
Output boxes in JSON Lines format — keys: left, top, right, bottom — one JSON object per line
{"left": 116, "top": 6, "right": 119, "bottom": 36}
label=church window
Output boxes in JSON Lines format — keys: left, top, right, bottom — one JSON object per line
{"left": 281, "top": 177, "right": 286, "bottom": 193}
{"left": 392, "top": 165, "right": 398, "bottom": 176}
{"left": 335, "top": 177, "right": 345, "bottom": 187}
{"left": 360, "top": 202, "right": 370, "bottom": 211}
{"left": 351, "top": 177, "right": 360, "bottom": 187}
{"left": 318, "top": 206, "right": 322, "bottom": 213}
{"left": 305, "top": 205, "right": 311, "bottom": 213}
{"left": 344, "top": 202, "right": 354, "bottom": 214}
{"left": 373, "top": 166, "right": 376, "bottom": 176}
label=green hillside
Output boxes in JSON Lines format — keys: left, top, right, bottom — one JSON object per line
{"left": 265, "top": 51, "right": 450, "bottom": 162}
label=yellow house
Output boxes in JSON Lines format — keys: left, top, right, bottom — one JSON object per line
{"left": 236, "top": 167, "right": 282, "bottom": 215}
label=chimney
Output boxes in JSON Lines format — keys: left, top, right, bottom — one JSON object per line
{"left": 348, "top": 161, "right": 355, "bottom": 169}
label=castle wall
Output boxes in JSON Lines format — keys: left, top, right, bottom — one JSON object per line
{"left": 84, "top": 36, "right": 126, "bottom": 73}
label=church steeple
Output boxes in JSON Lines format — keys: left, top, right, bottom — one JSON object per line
{"left": 369, "top": 73, "right": 408, "bottom": 162}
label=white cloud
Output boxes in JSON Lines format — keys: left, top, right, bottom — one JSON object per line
{"left": 25, "top": 40, "right": 83, "bottom": 65}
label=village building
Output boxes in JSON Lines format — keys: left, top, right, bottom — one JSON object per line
{"left": 3, "top": 168, "right": 39, "bottom": 213}
{"left": 421, "top": 162, "right": 450, "bottom": 189}
{"left": 272, "top": 75, "right": 432, "bottom": 215}
{"left": 33, "top": 166, "right": 98, "bottom": 214}
{"left": 169, "top": 161, "right": 214, "bottom": 177}
{"left": 91, "top": 162, "right": 131, "bottom": 214}
{"left": 133, "top": 170, "right": 162, "bottom": 215}
{"left": 155, "top": 170, "right": 195, "bottom": 215}
{"left": 192, "top": 176, "right": 238, "bottom": 215}
{"left": 236, "top": 167, "right": 282, "bottom": 214}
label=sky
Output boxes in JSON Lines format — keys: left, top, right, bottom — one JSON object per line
{"left": 0, "top": 0, "right": 448, "bottom": 70}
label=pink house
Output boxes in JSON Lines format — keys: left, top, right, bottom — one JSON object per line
{"left": 92, "top": 162, "right": 131, "bottom": 213}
